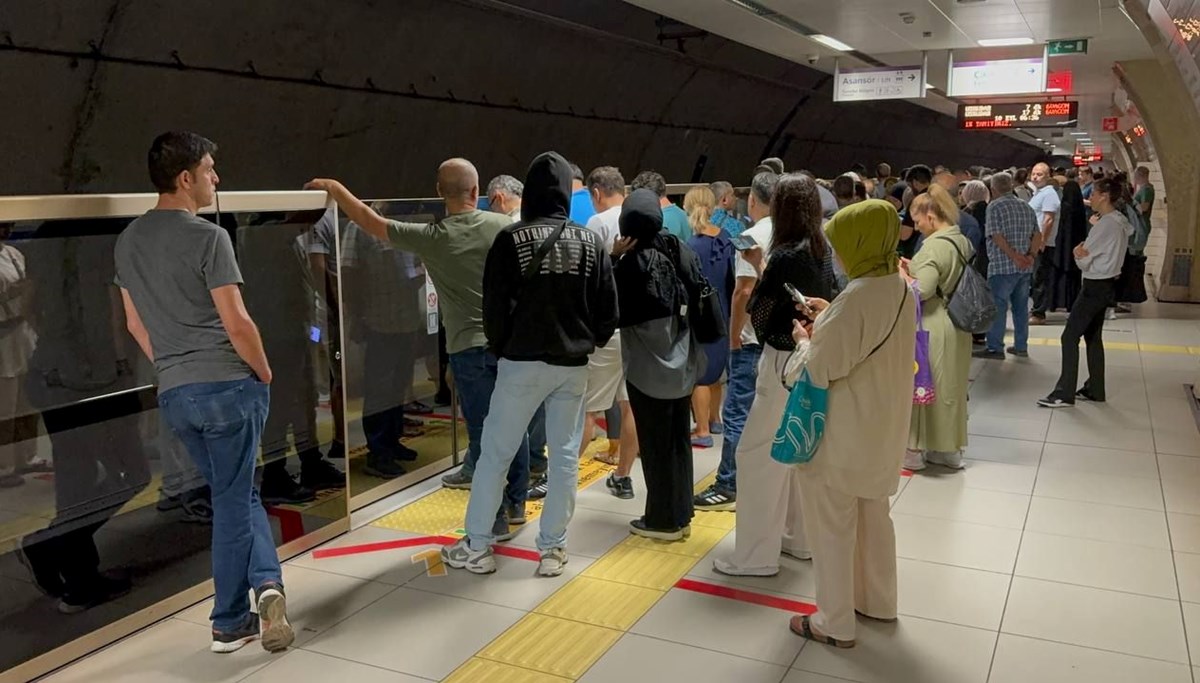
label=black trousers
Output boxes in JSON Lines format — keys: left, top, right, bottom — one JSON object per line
{"left": 627, "top": 383, "right": 694, "bottom": 530}
{"left": 1031, "top": 246, "right": 1057, "bottom": 317}
{"left": 1052, "top": 278, "right": 1116, "bottom": 402}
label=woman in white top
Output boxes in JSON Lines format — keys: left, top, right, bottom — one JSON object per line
{"left": 0, "top": 229, "right": 37, "bottom": 488}
{"left": 784, "top": 200, "right": 916, "bottom": 648}
{"left": 1038, "top": 176, "right": 1132, "bottom": 408}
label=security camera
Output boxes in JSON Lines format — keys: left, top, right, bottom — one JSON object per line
{"left": 806, "top": 54, "right": 820, "bottom": 65}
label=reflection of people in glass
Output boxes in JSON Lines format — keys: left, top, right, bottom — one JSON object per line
{"left": 0, "top": 223, "right": 40, "bottom": 488}
{"left": 114, "top": 132, "right": 294, "bottom": 653}
{"left": 18, "top": 217, "right": 150, "bottom": 614}
{"left": 239, "top": 212, "right": 343, "bottom": 504}
{"left": 339, "top": 202, "right": 422, "bottom": 479}
{"left": 301, "top": 208, "right": 347, "bottom": 459}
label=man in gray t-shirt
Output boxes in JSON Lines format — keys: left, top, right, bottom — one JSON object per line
{"left": 115, "top": 132, "right": 294, "bottom": 654}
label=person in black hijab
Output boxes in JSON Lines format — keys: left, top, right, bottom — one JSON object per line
{"left": 1051, "top": 179, "right": 1087, "bottom": 312}
{"left": 613, "top": 189, "right": 708, "bottom": 541}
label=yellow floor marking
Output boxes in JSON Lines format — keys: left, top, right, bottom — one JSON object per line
{"left": 411, "top": 548, "right": 447, "bottom": 577}
{"left": 622, "top": 523, "right": 727, "bottom": 558}
{"left": 1191, "top": 347, "right": 1200, "bottom": 356}
{"left": 479, "top": 613, "right": 623, "bottom": 679}
{"left": 1140, "top": 343, "right": 1192, "bottom": 354}
{"left": 535, "top": 576, "right": 664, "bottom": 631}
{"left": 691, "top": 509, "right": 737, "bottom": 530}
{"left": 581, "top": 544, "right": 698, "bottom": 590}
{"left": 443, "top": 658, "right": 571, "bottom": 683}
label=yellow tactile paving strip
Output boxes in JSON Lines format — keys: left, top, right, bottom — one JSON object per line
{"left": 434, "top": 453, "right": 736, "bottom": 682}
{"left": 1005, "top": 335, "right": 1200, "bottom": 355}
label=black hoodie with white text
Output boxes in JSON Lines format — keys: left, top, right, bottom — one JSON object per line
{"left": 482, "top": 152, "right": 619, "bottom": 366}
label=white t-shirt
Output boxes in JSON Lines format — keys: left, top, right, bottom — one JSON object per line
{"left": 1029, "top": 185, "right": 1061, "bottom": 245}
{"left": 734, "top": 217, "right": 774, "bottom": 346}
{"left": 586, "top": 205, "right": 621, "bottom": 253}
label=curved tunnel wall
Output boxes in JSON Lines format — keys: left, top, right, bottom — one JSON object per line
{"left": 0, "top": 0, "right": 1041, "bottom": 198}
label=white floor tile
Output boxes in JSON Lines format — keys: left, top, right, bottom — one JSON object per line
{"left": 988, "top": 633, "right": 1193, "bottom": 683}
{"left": 403, "top": 546, "right": 588, "bottom": 610}
{"left": 1163, "top": 474, "right": 1200, "bottom": 515}
{"left": 895, "top": 558, "right": 1010, "bottom": 630}
{"left": 578, "top": 633, "right": 788, "bottom": 683}
{"left": 910, "top": 459, "right": 1037, "bottom": 495}
{"left": 1039, "top": 442, "right": 1161, "bottom": 479}
{"left": 175, "top": 565, "right": 397, "bottom": 647}
{"left": 302, "top": 587, "right": 524, "bottom": 680}
{"left": 40, "top": 619, "right": 276, "bottom": 683}
{"left": 240, "top": 649, "right": 429, "bottom": 683}
{"left": 1174, "top": 552, "right": 1200, "bottom": 603}
{"left": 1160, "top": 454, "right": 1200, "bottom": 479}
{"left": 1024, "top": 497, "right": 1171, "bottom": 549}
{"left": 630, "top": 587, "right": 805, "bottom": 666}
{"left": 967, "top": 414, "right": 1049, "bottom": 442}
{"left": 1046, "top": 411, "right": 1156, "bottom": 452}
{"left": 891, "top": 477, "right": 1029, "bottom": 529}
{"left": 961, "top": 435, "right": 1043, "bottom": 467}
{"left": 288, "top": 526, "right": 435, "bottom": 585}
{"left": 1156, "top": 428, "right": 1200, "bottom": 457}
{"left": 1168, "top": 512, "right": 1200, "bottom": 554}
{"left": 792, "top": 614, "right": 996, "bottom": 683}
{"left": 1033, "top": 468, "right": 1165, "bottom": 511}
{"left": 1183, "top": 602, "right": 1200, "bottom": 663}
{"left": 689, "top": 531, "right": 816, "bottom": 599}
{"left": 783, "top": 672, "right": 865, "bottom": 683}
{"left": 1002, "top": 577, "right": 1189, "bottom": 663}
{"left": 892, "top": 513, "right": 1021, "bottom": 573}
{"left": 508, "top": 506, "right": 635, "bottom": 559}
{"left": 1015, "top": 531, "right": 1178, "bottom": 599}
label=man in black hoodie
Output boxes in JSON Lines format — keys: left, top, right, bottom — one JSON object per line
{"left": 441, "top": 152, "right": 618, "bottom": 578}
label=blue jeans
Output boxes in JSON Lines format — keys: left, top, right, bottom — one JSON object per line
{"left": 465, "top": 360, "right": 587, "bottom": 551}
{"left": 448, "top": 347, "right": 530, "bottom": 507}
{"left": 986, "top": 273, "right": 1032, "bottom": 353}
{"left": 716, "top": 344, "right": 762, "bottom": 493}
{"left": 158, "top": 377, "right": 280, "bottom": 632}
{"left": 528, "top": 404, "right": 547, "bottom": 474}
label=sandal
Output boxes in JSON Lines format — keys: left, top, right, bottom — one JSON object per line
{"left": 593, "top": 445, "right": 620, "bottom": 467}
{"left": 789, "top": 614, "right": 855, "bottom": 649}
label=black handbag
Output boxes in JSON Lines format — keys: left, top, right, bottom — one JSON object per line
{"left": 1115, "top": 253, "right": 1148, "bottom": 304}
{"left": 690, "top": 280, "right": 727, "bottom": 344}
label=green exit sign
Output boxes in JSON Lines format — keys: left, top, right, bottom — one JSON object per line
{"left": 1048, "top": 39, "right": 1088, "bottom": 56}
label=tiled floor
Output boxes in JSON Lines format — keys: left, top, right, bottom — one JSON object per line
{"left": 38, "top": 304, "right": 1200, "bottom": 682}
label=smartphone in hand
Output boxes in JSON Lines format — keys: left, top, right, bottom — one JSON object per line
{"left": 731, "top": 235, "right": 758, "bottom": 251}
{"left": 783, "top": 282, "right": 815, "bottom": 319}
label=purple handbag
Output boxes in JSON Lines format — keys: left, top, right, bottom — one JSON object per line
{"left": 912, "top": 283, "right": 937, "bottom": 405}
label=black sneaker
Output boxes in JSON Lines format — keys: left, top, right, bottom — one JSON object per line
{"left": 527, "top": 472, "right": 549, "bottom": 500}
{"left": 255, "top": 583, "right": 294, "bottom": 653}
{"left": 156, "top": 491, "right": 185, "bottom": 512}
{"left": 1036, "top": 396, "right": 1073, "bottom": 409}
{"left": 16, "top": 543, "right": 64, "bottom": 597}
{"left": 693, "top": 484, "right": 736, "bottom": 511}
{"left": 180, "top": 495, "right": 214, "bottom": 524}
{"left": 1006, "top": 346, "right": 1029, "bottom": 358}
{"left": 211, "top": 612, "right": 260, "bottom": 654}
{"left": 394, "top": 444, "right": 420, "bottom": 462}
{"left": 300, "top": 459, "right": 344, "bottom": 491}
{"left": 605, "top": 473, "right": 634, "bottom": 500}
{"left": 260, "top": 472, "right": 316, "bottom": 505}
{"left": 441, "top": 469, "right": 473, "bottom": 489}
{"left": 506, "top": 502, "right": 527, "bottom": 525}
{"left": 1076, "top": 389, "right": 1105, "bottom": 403}
{"left": 364, "top": 455, "right": 406, "bottom": 480}
{"left": 326, "top": 440, "right": 346, "bottom": 459}
{"left": 629, "top": 518, "right": 684, "bottom": 541}
{"left": 59, "top": 575, "right": 132, "bottom": 614}
{"left": 972, "top": 348, "right": 1006, "bottom": 360}
{"left": 493, "top": 512, "right": 515, "bottom": 542}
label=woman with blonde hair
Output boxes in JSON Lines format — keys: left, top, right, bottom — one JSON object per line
{"left": 683, "top": 186, "right": 734, "bottom": 447}
{"left": 901, "top": 184, "right": 973, "bottom": 471}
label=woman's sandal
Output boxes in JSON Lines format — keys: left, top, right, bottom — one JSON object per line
{"left": 789, "top": 615, "right": 855, "bottom": 649}
{"left": 593, "top": 445, "right": 621, "bottom": 467}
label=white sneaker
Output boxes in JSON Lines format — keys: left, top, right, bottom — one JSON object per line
{"left": 255, "top": 585, "right": 294, "bottom": 653}
{"left": 538, "top": 548, "right": 568, "bottom": 577}
{"left": 712, "top": 557, "right": 779, "bottom": 577}
{"left": 441, "top": 538, "right": 496, "bottom": 574}
{"left": 903, "top": 449, "right": 926, "bottom": 471}
{"left": 926, "top": 451, "right": 964, "bottom": 470}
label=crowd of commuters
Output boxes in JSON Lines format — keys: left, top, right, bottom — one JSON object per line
{"left": 103, "top": 129, "right": 1154, "bottom": 655}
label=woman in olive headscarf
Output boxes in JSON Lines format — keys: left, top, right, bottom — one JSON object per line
{"left": 783, "top": 199, "right": 916, "bottom": 649}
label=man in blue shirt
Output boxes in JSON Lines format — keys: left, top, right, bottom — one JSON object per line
{"left": 1028, "top": 163, "right": 1060, "bottom": 324}
{"left": 568, "top": 163, "right": 595, "bottom": 226}
{"left": 710, "top": 181, "right": 749, "bottom": 237}
{"left": 631, "top": 171, "right": 690, "bottom": 241}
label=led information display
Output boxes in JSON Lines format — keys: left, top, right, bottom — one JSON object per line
{"left": 956, "top": 101, "right": 1079, "bottom": 129}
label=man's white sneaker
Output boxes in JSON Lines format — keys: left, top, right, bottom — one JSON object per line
{"left": 926, "top": 450, "right": 964, "bottom": 470}
{"left": 538, "top": 548, "right": 568, "bottom": 577}
{"left": 712, "top": 557, "right": 779, "bottom": 577}
{"left": 441, "top": 538, "right": 496, "bottom": 574}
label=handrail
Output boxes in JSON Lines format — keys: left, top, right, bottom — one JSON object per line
{"left": 0, "top": 190, "right": 329, "bottom": 221}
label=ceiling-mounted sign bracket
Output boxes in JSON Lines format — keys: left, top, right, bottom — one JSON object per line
{"left": 832, "top": 52, "right": 927, "bottom": 102}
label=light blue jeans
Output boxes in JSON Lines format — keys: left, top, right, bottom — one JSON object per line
{"left": 465, "top": 359, "right": 587, "bottom": 552}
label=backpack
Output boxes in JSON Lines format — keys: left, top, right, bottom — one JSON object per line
{"left": 1121, "top": 202, "right": 1150, "bottom": 255}
{"left": 934, "top": 236, "right": 997, "bottom": 334}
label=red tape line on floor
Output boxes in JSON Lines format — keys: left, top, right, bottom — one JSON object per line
{"left": 675, "top": 578, "right": 818, "bottom": 615}
{"left": 312, "top": 534, "right": 541, "bottom": 562}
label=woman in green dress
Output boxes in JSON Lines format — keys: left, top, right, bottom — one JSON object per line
{"left": 901, "top": 184, "right": 973, "bottom": 471}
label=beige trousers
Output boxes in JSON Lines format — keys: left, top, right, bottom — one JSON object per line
{"left": 798, "top": 475, "right": 897, "bottom": 641}
{"left": 724, "top": 347, "right": 808, "bottom": 572}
